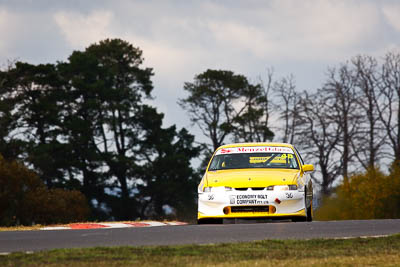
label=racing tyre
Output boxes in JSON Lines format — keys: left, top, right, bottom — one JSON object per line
{"left": 197, "top": 218, "right": 223, "bottom": 224}
{"left": 292, "top": 216, "right": 306, "bottom": 222}
{"left": 305, "top": 188, "right": 313, "bottom": 222}
{"left": 306, "top": 202, "right": 313, "bottom": 222}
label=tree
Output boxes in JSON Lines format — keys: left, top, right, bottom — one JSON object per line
{"left": 231, "top": 83, "right": 274, "bottom": 142}
{"left": 378, "top": 52, "right": 400, "bottom": 162}
{"left": 352, "top": 55, "right": 385, "bottom": 169}
{"left": 296, "top": 92, "right": 342, "bottom": 196}
{"left": 62, "top": 39, "right": 158, "bottom": 219}
{"left": 322, "top": 64, "right": 360, "bottom": 179}
{"left": 0, "top": 64, "right": 27, "bottom": 161}
{"left": 272, "top": 73, "right": 299, "bottom": 144}
{"left": 179, "top": 69, "right": 274, "bottom": 153}
{"left": 179, "top": 69, "right": 249, "bottom": 152}
{"left": 62, "top": 39, "right": 200, "bottom": 220}
{"left": 137, "top": 125, "right": 200, "bottom": 220}
{"left": 0, "top": 62, "right": 68, "bottom": 187}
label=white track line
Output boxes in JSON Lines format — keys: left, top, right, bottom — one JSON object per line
{"left": 41, "top": 226, "right": 71, "bottom": 230}
{"left": 99, "top": 223, "right": 134, "bottom": 228}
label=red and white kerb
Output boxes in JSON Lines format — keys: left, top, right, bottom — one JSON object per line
{"left": 216, "top": 146, "right": 294, "bottom": 155}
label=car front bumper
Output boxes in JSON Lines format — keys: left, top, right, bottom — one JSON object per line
{"left": 198, "top": 189, "right": 306, "bottom": 219}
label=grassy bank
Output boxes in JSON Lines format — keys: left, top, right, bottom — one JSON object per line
{"left": 1, "top": 234, "right": 400, "bottom": 266}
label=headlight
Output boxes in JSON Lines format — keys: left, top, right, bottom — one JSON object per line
{"left": 203, "top": 186, "right": 232, "bottom": 192}
{"left": 203, "top": 187, "right": 212, "bottom": 192}
{"left": 297, "top": 184, "right": 305, "bottom": 192}
{"left": 288, "top": 185, "right": 298, "bottom": 190}
{"left": 267, "top": 185, "right": 298, "bottom": 191}
{"left": 275, "top": 185, "right": 289, "bottom": 191}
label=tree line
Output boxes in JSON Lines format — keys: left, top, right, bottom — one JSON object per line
{"left": 0, "top": 39, "right": 200, "bottom": 222}
{"left": 179, "top": 53, "right": 400, "bottom": 197}
{"left": 293, "top": 54, "right": 400, "bottom": 195}
{"left": 1, "top": 37, "right": 400, "bottom": 224}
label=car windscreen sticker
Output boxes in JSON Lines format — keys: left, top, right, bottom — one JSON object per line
{"left": 249, "top": 157, "right": 269, "bottom": 163}
{"left": 216, "top": 146, "right": 294, "bottom": 155}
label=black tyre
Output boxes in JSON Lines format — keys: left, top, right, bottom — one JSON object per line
{"left": 292, "top": 216, "right": 306, "bottom": 222}
{"left": 305, "top": 189, "right": 312, "bottom": 222}
{"left": 197, "top": 218, "right": 223, "bottom": 224}
{"left": 306, "top": 202, "right": 313, "bottom": 222}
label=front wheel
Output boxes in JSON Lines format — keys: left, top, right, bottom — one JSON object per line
{"left": 292, "top": 191, "right": 312, "bottom": 222}
{"left": 197, "top": 218, "right": 223, "bottom": 224}
{"left": 306, "top": 201, "right": 313, "bottom": 222}
{"left": 305, "top": 189, "right": 312, "bottom": 222}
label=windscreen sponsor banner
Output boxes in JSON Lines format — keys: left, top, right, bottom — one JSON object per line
{"left": 216, "top": 146, "right": 294, "bottom": 155}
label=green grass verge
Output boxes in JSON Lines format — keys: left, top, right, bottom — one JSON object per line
{"left": 1, "top": 234, "right": 400, "bottom": 266}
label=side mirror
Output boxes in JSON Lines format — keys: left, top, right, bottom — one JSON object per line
{"left": 302, "top": 164, "right": 314, "bottom": 172}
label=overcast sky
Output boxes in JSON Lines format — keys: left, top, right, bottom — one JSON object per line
{"left": 1, "top": 0, "right": 400, "bottom": 144}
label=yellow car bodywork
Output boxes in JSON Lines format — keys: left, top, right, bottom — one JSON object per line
{"left": 197, "top": 142, "right": 314, "bottom": 223}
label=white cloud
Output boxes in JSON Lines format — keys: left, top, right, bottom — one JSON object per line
{"left": 201, "top": 0, "right": 380, "bottom": 61}
{"left": 382, "top": 3, "right": 400, "bottom": 32}
{"left": 0, "top": 9, "right": 8, "bottom": 53}
{"left": 53, "top": 10, "right": 114, "bottom": 48}
{"left": 207, "top": 20, "right": 273, "bottom": 58}
{"left": 0, "top": 8, "right": 17, "bottom": 57}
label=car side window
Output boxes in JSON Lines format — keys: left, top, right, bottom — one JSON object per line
{"left": 293, "top": 146, "right": 305, "bottom": 165}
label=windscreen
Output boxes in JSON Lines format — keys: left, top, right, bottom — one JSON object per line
{"left": 208, "top": 146, "right": 299, "bottom": 171}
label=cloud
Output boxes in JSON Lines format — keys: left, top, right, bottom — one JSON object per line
{"left": 0, "top": 7, "right": 17, "bottom": 58}
{"left": 0, "top": 9, "right": 8, "bottom": 54}
{"left": 0, "top": 6, "right": 73, "bottom": 64}
{"left": 47, "top": 1, "right": 383, "bottom": 74}
{"left": 53, "top": 10, "right": 114, "bottom": 49}
{"left": 204, "top": 0, "right": 380, "bottom": 61}
{"left": 0, "top": 0, "right": 396, "bottom": 133}
{"left": 382, "top": 3, "right": 400, "bottom": 32}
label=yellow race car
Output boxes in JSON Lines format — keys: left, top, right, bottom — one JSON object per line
{"left": 197, "top": 143, "right": 314, "bottom": 224}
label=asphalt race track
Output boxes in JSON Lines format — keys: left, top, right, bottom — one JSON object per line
{"left": 1, "top": 219, "right": 400, "bottom": 253}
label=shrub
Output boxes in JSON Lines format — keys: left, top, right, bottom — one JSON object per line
{"left": 21, "top": 187, "right": 90, "bottom": 225}
{"left": 315, "top": 163, "right": 400, "bottom": 220}
{"left": 0, "top": 154, "right": 89, "bottom": 226}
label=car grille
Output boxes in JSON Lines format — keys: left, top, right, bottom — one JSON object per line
{"left": 235, "top": 187, "right": 265, "bottom": 191}
{"left": 230, "top": 206, "right": 269, "bottom": 213}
